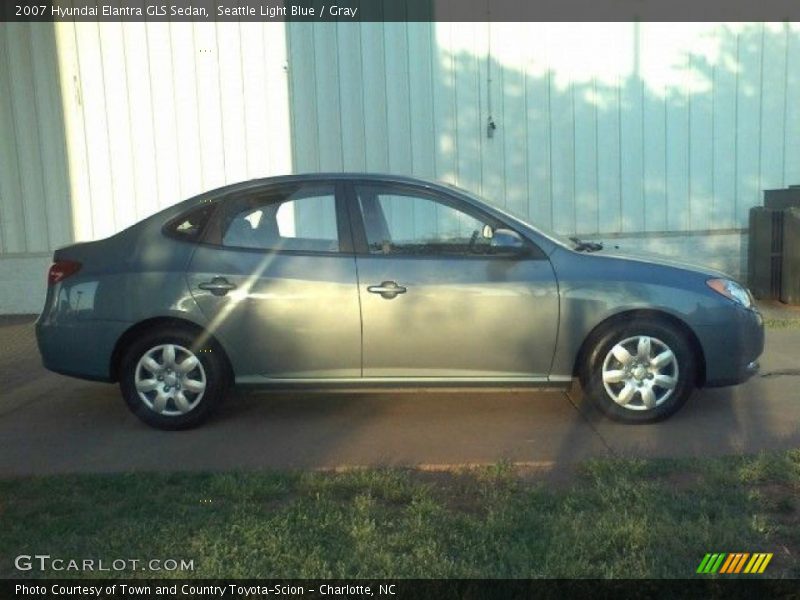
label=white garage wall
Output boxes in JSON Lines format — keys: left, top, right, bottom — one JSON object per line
{"left": 0, "top": 23, "right": 72, "bottom": 256}
{"left": 286, "top": 22, "right": 800, "bottom": 277}
{"left": 53, "top": 20, "right": 293, "bottom": 242}
{"left": 0, "top": 21, "right": 292, "bottom": 313}
{"left": 288, "top": 22, "right": 800, "bottom": 233}
{"left": 0, "top": 23, "right": 73, "bottom": 314}
{"left": 2, "top": 21, "right": 800, "bottom": 313}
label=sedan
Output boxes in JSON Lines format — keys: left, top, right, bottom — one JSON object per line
{"left": 36, "top": 174, "right": 764, "bottom": 429}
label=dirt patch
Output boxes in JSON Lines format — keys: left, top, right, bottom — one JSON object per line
{"left": 749, "top": 481, "right": 800, "bottom": 576}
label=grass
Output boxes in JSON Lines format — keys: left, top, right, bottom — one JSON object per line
{"left": 1, "top": 451, "right": 799, "bottom": 579}
{"left": 763, "top": 318, "right": 800, "bottom": 330}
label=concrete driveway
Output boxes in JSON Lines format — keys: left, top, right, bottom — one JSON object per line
{"left": 1, "top": 315, "right": 798, "bottom": 476}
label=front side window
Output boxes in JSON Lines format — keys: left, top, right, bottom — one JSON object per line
{"left": 221, "top": 185, "right": 340, "bottom": 252}
{"left": 356, "top": 186, "right": 498, "bottom": 256}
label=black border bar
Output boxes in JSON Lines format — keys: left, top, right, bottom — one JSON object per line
{"left": 3, "top": 579, "right": 800, "bottom": 600}
{"left": 3, "top": 0, "right": 800, "bottom": 22}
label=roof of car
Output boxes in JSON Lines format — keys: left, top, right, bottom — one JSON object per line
{"left": 197, "top": 172, "right": 459, "bottom": 199}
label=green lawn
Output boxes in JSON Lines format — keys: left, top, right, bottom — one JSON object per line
{"left": 764, "top": 318, "right": 800, "bottom": 330}
{"left": 2, "top": 451, "right": 798, "bottom": 579}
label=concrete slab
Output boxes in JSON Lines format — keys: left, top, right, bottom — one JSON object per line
{"left": 570, "top": 376, "right": 800, "bottom": 459}
{"left": 0, "top": 316, "right": 797, "bottom": 476}
{"left": 0, "top": 384, "right": 612, "bottom": 475}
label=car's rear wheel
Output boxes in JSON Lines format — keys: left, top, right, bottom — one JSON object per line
{"left": 580, "top": 319, "right": 696, "bottom": 423}
{"left": 120, "top": 327, "right": 228, "bottom": 429}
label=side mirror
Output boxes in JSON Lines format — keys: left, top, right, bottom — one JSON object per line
{"left": 490, "top": 228, "right": 525, "bottom": 254}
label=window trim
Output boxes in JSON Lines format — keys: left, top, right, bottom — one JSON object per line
{"left": 199, "top": 181, "right": 354, "bottom": 256}
{"left": 344, "top": 181, "right": 544, "bottom": 260}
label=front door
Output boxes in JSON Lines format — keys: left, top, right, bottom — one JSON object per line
{"left": 186, "top": 182, "right": 361, "bottom": 380}
{"left": 350, "top": 183, "right": 559, "bottom": 380}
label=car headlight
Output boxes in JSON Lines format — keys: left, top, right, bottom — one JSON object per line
{"left": 706, "top": 278, "right": 753, "bottom": 309}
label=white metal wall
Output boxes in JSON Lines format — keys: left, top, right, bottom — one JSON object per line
{"left": 287, "top": 22, "right": 800, "bottom": 236}
{"left": 2, "top": 21, "right": 799, "bottom": 312}
{"left": 0, "top": 23, "right": 72, "bottom": 256}
{"left": 53, "top": 20, "right": 292, "bottom": 243}
{"left": 0, "top": 21, "right": 292, "bottom": 312}
{"left": 0, "top": 23, "right": 73, "bottom": 313}
{"left": 0, "top": 21, "right": 292, "bottom": 254}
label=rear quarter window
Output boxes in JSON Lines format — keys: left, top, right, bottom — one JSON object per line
{"left": 163, "top": 203, "right": 216, "bottom": 241}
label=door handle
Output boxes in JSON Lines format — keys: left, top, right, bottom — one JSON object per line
{"left": 198, "top": 277, "right": 237, "bottom": 296}
{"left": 367, "top": 281, "right": 407, "bottom": 299}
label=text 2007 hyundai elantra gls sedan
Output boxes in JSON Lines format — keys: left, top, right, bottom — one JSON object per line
{"left": 36, "top": 174, "right": 764, "bottom": 429}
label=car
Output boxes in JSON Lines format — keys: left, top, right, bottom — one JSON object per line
{"left": 36, "top": 173, "right": 764, "bottom": 429}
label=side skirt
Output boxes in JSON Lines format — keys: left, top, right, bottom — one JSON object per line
{"left": 234, "top": 375, "right": 574, "bottom": 392}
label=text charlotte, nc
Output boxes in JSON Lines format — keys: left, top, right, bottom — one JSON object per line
{"left": 17, "top": 583, "right": 393, "bottom": 597}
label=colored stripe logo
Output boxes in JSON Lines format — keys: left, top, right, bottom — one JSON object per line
{"left": 697, "top": 552, "right": 773, "bottom": 574}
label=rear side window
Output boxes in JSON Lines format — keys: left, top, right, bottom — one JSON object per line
{"left": 164, "top": 203, "right": 215, "bottom": 241}
{"left": 220, "top": 185, "right": 341, "bottom": 253}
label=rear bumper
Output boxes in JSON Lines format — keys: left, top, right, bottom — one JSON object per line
{"left": 36, "top": 318, "right": 130, "bottom": 382}
{"left": 696, "top": 306, "right": 765, "bottom": 387}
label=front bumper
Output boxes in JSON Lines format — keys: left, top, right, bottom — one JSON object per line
{"left": 696, "top": 306, "right": 765, "bottom": 387}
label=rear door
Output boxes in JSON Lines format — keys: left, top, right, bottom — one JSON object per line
{"left": 186, "top": 182, "right": 361, "bottom": 380}
{"left": 348, "top": 182, "right": 559, "bottom": 380}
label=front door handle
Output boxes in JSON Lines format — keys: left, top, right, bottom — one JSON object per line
{"left": 367, "top": 281, "right": 407, "bottom": 299}
{"left": 198, "top": 277, "right": 237, "bottom": 297}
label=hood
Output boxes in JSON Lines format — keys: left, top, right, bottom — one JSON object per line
{"left": 591, "top": 245, "right": 735, "bottom": 280}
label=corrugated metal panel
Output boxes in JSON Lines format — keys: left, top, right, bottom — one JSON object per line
{"left": 4, "top": 20, "right": 786, "bottom": 313}
{"left": 0, "top": 23, "right": 71, "bottom": 255}
{"left": 3, "top": 21, "right": 800, "bottom": 255}
{"left": 362, "top": 24, "right": 390, "bottom": 173}
{"left": 51, "top": 21, "right": 291, "bottom": 244}
{"left": 287, "top": 21, "right": 800, "bottom": 235}
{"left": 1, "top": 22, "right": 291, "bottom": 252}
{"left": 712, "top": 25, "right": 738, "bottom": 230}
{"left": 785, "top": 24, "right": 800, "bottom": 186}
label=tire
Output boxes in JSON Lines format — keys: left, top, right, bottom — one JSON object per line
{"left": 579, "top": 319, "right": 696, "bottom": 423}
{"left": 119, "top": 326, "right": 229, "bottom": 430}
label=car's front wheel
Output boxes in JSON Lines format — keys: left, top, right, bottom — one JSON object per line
{"left": 120, "top": 327, "right": 228, "bottom": 429}
{"left": 580, "top": 319, "right": 696, "bottom": 423}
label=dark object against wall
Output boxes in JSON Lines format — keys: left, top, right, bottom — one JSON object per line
{"left": 781, "top": 208, "right": 800, "bottom": 305}
{"left": 748, "top": 206, "right": 784, "bottom": 300}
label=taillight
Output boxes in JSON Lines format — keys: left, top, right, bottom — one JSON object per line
{"left": 48, "top": 260, "right": 82, "bottom": 286}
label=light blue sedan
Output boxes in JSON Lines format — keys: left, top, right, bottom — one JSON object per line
{"left": 36, "top": 174, "right": 764, "bottom": 429}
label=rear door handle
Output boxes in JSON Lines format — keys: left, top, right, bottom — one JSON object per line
{"left": 198, "top": 277, "right": 237, "bottom": 296}
{"left": 367, "top": 281, "right": 407, "bottom": 299}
